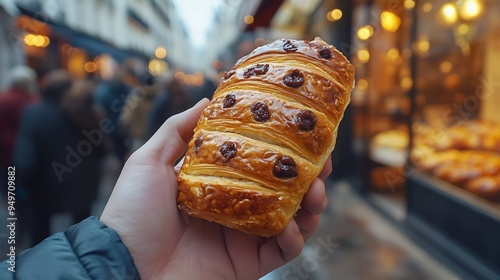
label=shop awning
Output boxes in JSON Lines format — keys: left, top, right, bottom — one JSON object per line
{"left": 48, "top": 23, "right": 139, "bottom": 61}
{"left": 17, "top": 5, "right": 145, "bottom": 61}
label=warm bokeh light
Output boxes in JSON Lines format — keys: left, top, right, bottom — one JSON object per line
{"left": 327, "top": 9, "right": 343, "bottom": 22}
{"left": 23, "top": 34, "right": 34, "bottom": 45}
{"left": 417, "top": 38, "right": 430, "bottom": 53}
{"left": 357, "top": 25, "right": 374, "bottom": 40}
{"left": 444, "top": 74, "right": 460, "bottom": 89}
{"left": 148, "top": 60, "right": 159, "bottom": 73}
{"left": 182, "top": 73, "right": 204, "bottom": 86}
{"left": 404, "top": 0, "right": 415, "bottom": 9}
{"left": 84, "top": 62, "right": 97, "bottom": 73}
{"left": 175, "top": 71, "right": 186, "bottom": 80}
{"left": 401, "top": 77, "right": 413, "bottom": 90}
{"left": 386, "top": 48, "right": 400, "bottom": 61}
{"left": 440, "top": 3, "right": 458, "bottom": 24}
{"left": 243, "top": 15, "right": 254, "bottom": 24}
{"left": 24, "top": 34, "right": 50, "bottom": 48}
{"left": 192, "top": 72, "right": 205, "bottom": 86}
{"left": 440, "top": 61, "right": 453, "bottom": 73}
{"left": 154, "top": 46, "right": 167, "bottom": 59}
{"left": 148, "top": 59, "right": 168, "bottom": 75}
{"left": 94, "top": 57, "right": 103, "bottom": 70}
{"left": 380, "top": 11, "right": 401, "bottom": 32}
{"left": 94, "top": 55, "right": 113, "bottom": 79}
{"left": 41, "top": 36, "right": 50, "bottom": 47}
{"left": 457, "top": 23, "right": 470, "bottom": 35}
{"left": 422, "top": 3, "right": 433, "bottom": 13}
{"left": 67, "top": 48, "right": 86, "bottom": 78}
{"left": 457, "top": 0, "right": 483, "bottom": 20}
{"left": 32, "top": 35, "right": 44, "bottom": 47}
{"left": 254, "top": 37, "right": 265, "bottom": 46}
{"left": 357, "top": 49, "right": 370, "bottom": 63}
{"left": 357, "top": 79, "right": 368, "bottom": 90}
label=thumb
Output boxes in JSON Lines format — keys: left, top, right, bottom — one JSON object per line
{"left": 138, "top": 98, "right": 210, "bottom": 165}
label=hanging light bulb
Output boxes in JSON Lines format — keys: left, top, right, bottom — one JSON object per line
{"left": 357, "top": 49, "right": 370, "bottom": 63}
{"left": 456, "top": 0, "right": 483, "bottom": 21}
{"left": 440, "top": 3, "right": 458, "bottom": 25}
{"left": 154, "top": 46, "right": 167, "bottom": 59}
{"left": 440, "top": 61, "right": 453, "bottom": 73}
{"left": 422, "top": 3, "right": 433, "bottom": 13}
{"left": 243, "top": 15, "right": 254, "bottom": 24}
{"left": 404, "top": 0, "right": 415, "bottom": 9}
{"left": 380, "top": 11, "right": 401, "bottom": 32}
{"left": 327, "top": 9, "right": 342, "bottom": 22}
{"left": 357, "top": 25, "right": 374, "bottom": 40}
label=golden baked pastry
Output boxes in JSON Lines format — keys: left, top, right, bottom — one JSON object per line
{"left": 465, "top": 176, "right": 500, "bottom": 201}
{"left": 434, "top": 163, "right": 483, "bottom": 187}
{"left": 431, "top": 121, "right": 500, "bottom": 153}
{"left": 177, "top": 38, "right": 355, "bottom": 236}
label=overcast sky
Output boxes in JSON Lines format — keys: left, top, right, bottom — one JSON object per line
{"left": 172, "top": 0, "right": 223, "bottom": 48}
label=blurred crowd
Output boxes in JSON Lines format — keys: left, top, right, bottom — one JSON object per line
{"left": 0, "top": 63, "right": 217, "bottom": 247}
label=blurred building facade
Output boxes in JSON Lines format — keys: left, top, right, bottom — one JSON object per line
{"left": 0, "top": 1, "right": 24, "bottom": 90}
{"left": 0, "top": 0, "right": 191, "bottom": 85}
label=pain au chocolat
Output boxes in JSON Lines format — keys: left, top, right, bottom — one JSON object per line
{"left": 177, "top": 37, "right": 355, "bottom": 236}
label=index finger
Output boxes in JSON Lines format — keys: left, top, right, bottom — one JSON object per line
{"left": 137, "top": 98, "right": 210, "bottom": 165}
{"left": 318, "top": 154, "right": 332, "bottom": 181}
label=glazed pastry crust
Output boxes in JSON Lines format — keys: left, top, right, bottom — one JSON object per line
{"left": 177, "top": 37, "right": 355, "bottom": 236}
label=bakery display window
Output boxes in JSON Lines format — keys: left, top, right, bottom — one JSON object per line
{"left": 351, "top": 0, "right": 500, "bottom": 278}
{"left": 409, "top": 0, "right": 500, "bottom": 203}
{"left": 350, "top": 0, "right": 414, "bottom": 220}
{"left": 407, "top": 1, "right": 500, "bottom": 278}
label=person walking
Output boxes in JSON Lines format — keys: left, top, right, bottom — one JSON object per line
{"left": 14, "top": 71, "right": 108, "bottom": 244}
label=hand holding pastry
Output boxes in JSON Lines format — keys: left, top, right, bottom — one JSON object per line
{"left": 178, "top": 38, "right": 354, "bottom": 236}
{"left": 100, "top": 98, "right": 331, "bottom": 279}
{"left": 101, "top": 37, "right": 351, "bottom": 279}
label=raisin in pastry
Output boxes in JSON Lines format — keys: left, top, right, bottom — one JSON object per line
{"left": 177, "top": 37, "right": 355, "bottom": 236}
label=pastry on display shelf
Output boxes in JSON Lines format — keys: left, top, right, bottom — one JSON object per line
{"left": 465, "top": 176, "right": 500, "bottom": 201}
{"left": 434, "top": 163, "right": 484, "bottom": 187}
{"left": 413, "top": 148, "right": 500, "bottom": 202}
{"left": 369, "top": 130, "right": 408, "bottom": 167}
{"left": 433, "top": 121, "right": 500, "bottom": 153}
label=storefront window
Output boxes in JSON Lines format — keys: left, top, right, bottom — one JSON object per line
{"left": 353, "top": 0, "right": 500, "bottom": 209}
{"left": 352, "top": 0, "right": 500, "bottom": 275}
{"left": 351, "top": 0, "right": 414, "bottom": 220}
{"left": 411, "top": 0, "right": 500, "bottom": 203}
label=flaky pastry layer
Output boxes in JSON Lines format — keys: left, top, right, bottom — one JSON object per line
{"left": 177, "top": 37, "right": 355, "bottom": 236}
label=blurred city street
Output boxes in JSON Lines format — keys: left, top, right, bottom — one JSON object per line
{"left": 263, "top": 180, "right": 460, "bottom": 280}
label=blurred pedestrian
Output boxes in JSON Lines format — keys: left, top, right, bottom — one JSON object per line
{"left": 94, "top": 64, "right": 131, "bottom": 163}
{"left": 191, "top": 71, "right": 217, "bottom": 101}
{"left": 120, "top": 72, "right": 159, "bottom": 153}
{"left": 14, "top": 71, "right": 107, "bottom": 245}
{"left": 61, "top": 79, "right": 110, "bottom": 219}
{"left": 147, "top": 77, "right": 193, "bottom": 137}
{"left": 0, "top": 66, "right": 38, "bottom": 170}
{"left": 0, "top": 65, "right": 38, "bottom": 247}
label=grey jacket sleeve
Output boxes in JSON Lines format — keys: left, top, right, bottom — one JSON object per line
{"left": 0, "top": 216, "right": 140, "bottom": 279}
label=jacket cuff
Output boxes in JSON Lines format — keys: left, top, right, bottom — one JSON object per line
{"left": 64, "top": 216, "right": 141, "bottom": 279}
{"left": 0, "top": 216, "right": 141, "bottom": 279}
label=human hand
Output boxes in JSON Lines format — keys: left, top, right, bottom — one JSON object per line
{"left": 100, "top": 98, "right": 331, "bottom": 279}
